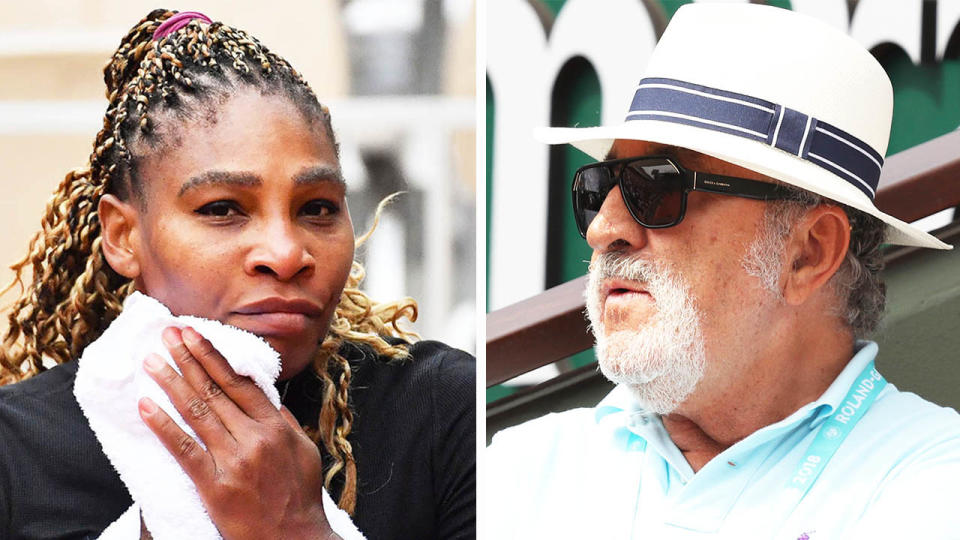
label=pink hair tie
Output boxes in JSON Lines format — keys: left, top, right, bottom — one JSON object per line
{"left": 152, "top": 11, "right": 213, "bottom": 40}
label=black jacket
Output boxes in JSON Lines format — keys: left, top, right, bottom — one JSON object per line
{"left": 0, "top": 340, "right": 475, "bottom": 540}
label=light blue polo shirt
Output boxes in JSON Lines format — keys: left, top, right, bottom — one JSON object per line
{"left": 486, "top": 342, "right": 960, "bottom": 539}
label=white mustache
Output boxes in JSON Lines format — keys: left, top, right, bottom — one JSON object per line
{"left": 588, "top": 252, "right": 658, "bottom": 285}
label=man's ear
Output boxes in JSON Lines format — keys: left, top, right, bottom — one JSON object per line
{"left": 782, "top": 205, "right": 850, "bottom": 306}
{"left": 98, "top": 194, "right": 142, "bottom": 279}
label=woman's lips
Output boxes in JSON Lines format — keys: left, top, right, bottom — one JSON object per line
{"left": 230, "top": 312, "right": 313, "bottom": 337}
{"left": 231, "top": 298, "right": 324, "bottom": 337}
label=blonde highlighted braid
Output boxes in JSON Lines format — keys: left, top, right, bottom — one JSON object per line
{"left": 0, "top": 9, "right": 417, "bottom": 515}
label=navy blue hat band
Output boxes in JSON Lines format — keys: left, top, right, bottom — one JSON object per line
{"left": 624, "top": 77, "right": 883, "bottom": 199}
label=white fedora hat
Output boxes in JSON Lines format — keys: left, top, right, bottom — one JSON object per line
{"left": 537, "top": 3, "right": 951, "bottom": 250}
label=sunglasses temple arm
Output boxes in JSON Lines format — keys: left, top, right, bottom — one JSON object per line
{"left": 693, "top": 172, "right": 793, "bottom": 200}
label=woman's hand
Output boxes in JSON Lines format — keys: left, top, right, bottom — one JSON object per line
{"left": 138, "top": 326, "right": 341, "bottom": 540}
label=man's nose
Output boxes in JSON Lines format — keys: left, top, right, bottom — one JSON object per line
{"left": 585, "top": 185, "right": 649, "bottom": 253}
{"left": 245, "top": 218, "right": 315, "bottom": 281}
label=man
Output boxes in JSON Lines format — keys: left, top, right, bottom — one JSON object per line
{"left": 487, "top": 4, "right": 960, "bottom": 539}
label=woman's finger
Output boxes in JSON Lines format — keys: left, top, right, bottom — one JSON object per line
{"left": 161, "top": 327, "right": 250, "bottom": 429}
{"left": 138, "top": 395, "right": 216, "bottom": 484}
{"left": 278, "top": 406, "right": 314, "bottom": 443}
{"left": 142, "top": 352, "right": 237, "bottom": 451}
{"left": 175, "top": 326, "right": 279, "bottom": 422}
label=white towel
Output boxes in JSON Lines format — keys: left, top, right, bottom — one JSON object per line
{"left": 74, "top": 292, "right": 363, "bottom": 539}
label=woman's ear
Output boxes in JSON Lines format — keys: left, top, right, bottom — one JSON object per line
{"left": 782, "top": 205, "right": 851, "bottom": 306}
{"left": 98, "top": 194, "right": 142, "bottom": 279}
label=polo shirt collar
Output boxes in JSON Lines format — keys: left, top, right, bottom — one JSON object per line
{"left": 803, "top": 340, "right": 879, "bottom": 427}
{"left": 594, "top": 340, "right": 879, "bottom": 432}
{"left": 590, "top": 341, "right": 882, "bottom": 532}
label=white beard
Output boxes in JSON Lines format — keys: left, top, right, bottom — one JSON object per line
{"left": 585, "top": 253, "right": 706, "bottom": 415}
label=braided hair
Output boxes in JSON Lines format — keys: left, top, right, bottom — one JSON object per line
{"left": 0, "top": 9, "right": 418, "bottom": 514}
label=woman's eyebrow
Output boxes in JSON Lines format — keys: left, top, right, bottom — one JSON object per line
{"left": 293, "top": 165, "right": 345, "bottom": 186}
{"left": 178, "top": 170, "right": 261, "bottom": 196}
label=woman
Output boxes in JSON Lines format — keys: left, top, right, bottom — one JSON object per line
{"left": 0, "top": 10, "right": 475, "bottom": 539}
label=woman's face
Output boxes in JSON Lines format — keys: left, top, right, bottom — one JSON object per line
{"left": 103, "top": 89, "right": 355, "bottom": 380}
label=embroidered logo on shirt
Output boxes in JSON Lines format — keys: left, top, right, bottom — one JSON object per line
{"left": 797, "top": 531, "right": 814, "bottom": 539}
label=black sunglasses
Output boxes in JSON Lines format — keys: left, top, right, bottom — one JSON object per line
{"left": 571, "top": 156, "right": 794, "bottom": 237}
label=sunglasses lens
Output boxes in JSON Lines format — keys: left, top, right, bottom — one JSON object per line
{"left": 620, "top": 160, "right": 684, "bottom": 227}
{"left": 572, "top": 158, "right": 685, "bottom": 236}
{"left": 572, "top": 165, "right": 615, "bottom": 236}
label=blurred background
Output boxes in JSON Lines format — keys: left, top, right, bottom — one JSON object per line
{"left": 0, "top": 0, "right": 476, "bottom": 354}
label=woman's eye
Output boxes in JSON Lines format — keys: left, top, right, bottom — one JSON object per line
{"left": 301, "top": 199, "right": 339, "bottom": 218}
{"left": 195, "top": 201, "right": 241, "bottom": 218}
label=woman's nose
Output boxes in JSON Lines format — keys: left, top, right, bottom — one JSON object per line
{"left": 244, "top": 218, "right": 315, "bottom": 281}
